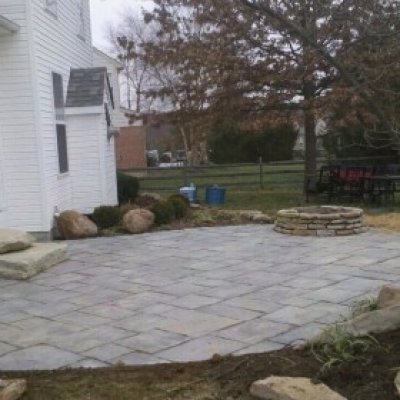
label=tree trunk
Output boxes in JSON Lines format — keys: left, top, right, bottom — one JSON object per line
{"left": 304, "top": 108, "right": 317, "bottom": 194}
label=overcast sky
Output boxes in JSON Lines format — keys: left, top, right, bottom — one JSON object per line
{"left": 90, "top": 0, "right": 154, "bottom": 50}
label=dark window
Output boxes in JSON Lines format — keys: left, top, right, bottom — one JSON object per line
{"left": 52, "top": 72, "right": 64, "bottom": 121}
{"left": 56, "top": 124, "right": 69, "bottom": 173}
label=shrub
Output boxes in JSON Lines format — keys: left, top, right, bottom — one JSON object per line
{"left": 151, "top": 201, "right": 175, "bottom": 225}
{"left": 135, "top": 193, "right": 163, "bottom": 209}
{"left": 117, "top": 172, "right": 139, "bottom": 204}
{"left": 168, "top": 194, "right": 190, "bottom": 219}
{"left": 91, "top": 206, "right": 121, "bottom": 229}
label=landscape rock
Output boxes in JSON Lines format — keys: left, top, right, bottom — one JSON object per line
{"left": 309, "top": 305, "right": 400, "bottom": 344}
{"left": 250, "top": 376, "right": 347, "bottom": 400}
{"left": 0, "top": 243, "right": 69, "bottom": 280}
{"left": 377, "top": 285, "right": 400, "bottom": 309}
{"left": 239, "top": 210, "right": 274, "bottom": 224}
{"left": 0, "top": 379, "right": 27, "bottom": 400}
{"left": 395, "top": 371, "right": 400, "bottom": 397}
{"left": 57, "top": 210, "right": 98, "bottom": 240}
{"left": 123, "top": 209, "right": 155, "bottom": 234}
{"left": 0, "top": 229, "right": 34, "bottom": 254}
{"left": 135, "top": 193, "right": 165, "bottom": 209}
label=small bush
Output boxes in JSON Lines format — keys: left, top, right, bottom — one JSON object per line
{"left": 135, "top": 193, "right": 163, "bottom": 209}
{"left": 117, "top": 172, "right": 139, "bottom": 204}
{"left": 91, "top": 206, "right": 121, "bottom": 229}
{"left": 168, "top": 195, "right": 190, "bottom": 219}
{"left": 151, "top": 201, "right": 175, "bottom": 225}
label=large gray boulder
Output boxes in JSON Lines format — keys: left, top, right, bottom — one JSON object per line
{"left": 123, "top": 209, "right": 155, "bottom": 234}
{"left": 395, "top": 371, "right": 400, "bottom": 397}
{"left": 57, "top": 210, "right": 98, "bottom": 240}
{"left": 0, "top": 229, "right": 34, "bottom": 254}
{"left": 0, "top": 243, "right": 69, "bottom": 280}
{"left": 250, "top": 377, "right": 347, "bottom": 400}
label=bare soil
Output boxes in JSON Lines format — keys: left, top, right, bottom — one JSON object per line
{"left": 2, "top": 329, "right": 400, "bottom": 400}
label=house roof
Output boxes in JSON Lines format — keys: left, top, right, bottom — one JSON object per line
{"left": 66, "top": 67, "right": 108, "bottom": 108}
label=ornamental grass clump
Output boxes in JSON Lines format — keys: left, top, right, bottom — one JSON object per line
{"left": 311, "top": 326, "right": 379, "bottom": 373}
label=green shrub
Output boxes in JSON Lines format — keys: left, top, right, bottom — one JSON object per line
{"left": 151, "top": 201, "right": 175, "bottom": 225}
{"left": 117, "top": 172, "right": 139, "bottom": 204}
{"left": 168, "top": 195, "right": 190, "bottom": 219}
{"left": 91, "top": 206, "right": 121, "bottom": 229}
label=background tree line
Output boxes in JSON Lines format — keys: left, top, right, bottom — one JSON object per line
{"left": 111, "top": 0, "right": 400, "bottom": 190}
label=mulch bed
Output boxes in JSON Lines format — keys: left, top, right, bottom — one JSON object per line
{"left": 2, "top": 329, "right": 400, "bottom": 399}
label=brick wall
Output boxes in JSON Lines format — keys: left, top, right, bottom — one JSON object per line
{"left": 115, "top": 126, "right": 147, "bottom": 169}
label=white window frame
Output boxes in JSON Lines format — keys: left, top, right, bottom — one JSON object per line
{"left": 45, "top": 0, "right": 58, "bottom": 17}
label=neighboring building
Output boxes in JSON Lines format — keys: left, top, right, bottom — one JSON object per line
{"left": 0, "top": 0, "right": 123, "bottom": 235}
{"left": 116, "top": 125, "right": 147, "bottom": 170}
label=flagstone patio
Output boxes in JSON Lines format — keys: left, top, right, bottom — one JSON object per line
{"left": 0, "top": 225, "right": 399, "bottom": 370}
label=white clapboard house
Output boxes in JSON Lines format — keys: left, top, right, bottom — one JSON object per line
{"left": 0, "top": 0, "right": 129, "bottom": 236}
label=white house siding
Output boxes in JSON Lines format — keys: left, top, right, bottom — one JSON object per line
{"left": 0, "top": 0, "right": 43, "bottom": 231}
{"left": 99, "top": 115, "right": 118, "bottom": 206}
{"left": 66, "top": 113, "right": 103, "bottom": 213}
{"left": 30, "top": 0, "right": 93, "bottom": 230}
{"left": 93, "top": 48, "right": 128, "bottom": 129}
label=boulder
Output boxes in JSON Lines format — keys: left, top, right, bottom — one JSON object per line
{"left": 377, "top": 285, "right": 400, "bottom": 309}
{"left": 0, "top": 379, "right": 27, "bottom": 400}
{"left": 0, "top": 243, "right": 69, "bottom": 280}
{"left": 250, "top": 377, "right": 347, "bottom": 400}
{"left": 309, "top": 305, "right": 400, "bottom": 344}
{"left": 395, "top": 371, "right": 400, "bottom": 397}
{"left": 57, "top": 210, "right": 98, "bottom": 239}
{"left": 135, "top": 193, "right": 164, "bottom": 209}
{"left": 238, "top": 210, "right": 274, "bottom": 224}
{"left": 0, "top": 229, "right": 34, "bottom": 254}
{"left": 123, "top": 209, "right": 155, "bottom": 234}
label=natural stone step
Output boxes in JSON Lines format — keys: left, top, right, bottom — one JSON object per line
{"left": 0, "top": 229, "right": 34, "bottom": 254}
{"left": 0, "top": 243, "right": 69, "bottom": 280}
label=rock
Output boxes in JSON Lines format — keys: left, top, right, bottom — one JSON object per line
{"left": 377, "top": 285, "right": 400, "bottom": 309}
{"left": 310, "top": 305, "right": 400, "bottom": 344}
{"left": 0, "top": 229, "right": 34, "bottom": 254}
{"left": 252, "top": 214, "right": 274, "bottom": 224}
{"left": 0, "top": 243, "right": 69, "bottom": 280}
{"left": 0, "top": 379, "right": 27, "bottom": 400}
{"left": 250, "top": 377, "right": 347, "bottom": 400}
{"left": 57, "top": 210, "right": 98, "bottom": 240}
{"left": 395, "top": 371, "right": 400, "bottom": 397}
{"left": 135, "top": 193, "right": 164, "bottom": 209}
{"left": 123, "top": 209, "right": 155, "bottom": 234}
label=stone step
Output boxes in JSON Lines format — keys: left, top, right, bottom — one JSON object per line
{"left": 0, "top": 243, "right": 69, "bottom": 280}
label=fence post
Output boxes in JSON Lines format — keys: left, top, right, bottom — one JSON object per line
{"left": 259, "top": 157, "right": 264, "bottom": 189}
{"left": 183, "top": 162, "right": 189, "bottom": 187}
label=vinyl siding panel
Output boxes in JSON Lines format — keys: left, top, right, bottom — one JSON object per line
{"left": 0, "top": 0, "right": 43, "bottom": 231}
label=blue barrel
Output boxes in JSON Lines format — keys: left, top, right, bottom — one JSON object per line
{"left": 205, "top": 186, "right": 226, "bottom": 206}
{"left": 179, "top": 186, "right": 197, "bottom": 203}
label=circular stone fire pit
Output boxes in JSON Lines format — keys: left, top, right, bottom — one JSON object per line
{"left": 275, "top": 206, "right": 367, "bottom": 236}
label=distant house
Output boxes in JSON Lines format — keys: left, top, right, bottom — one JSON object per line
{"left": 0, "top": 0, "right": 131, "bottom": 236}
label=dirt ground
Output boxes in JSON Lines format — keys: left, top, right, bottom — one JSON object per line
{"left": 2, "top": 328, "right": 400, "bottom": 400}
